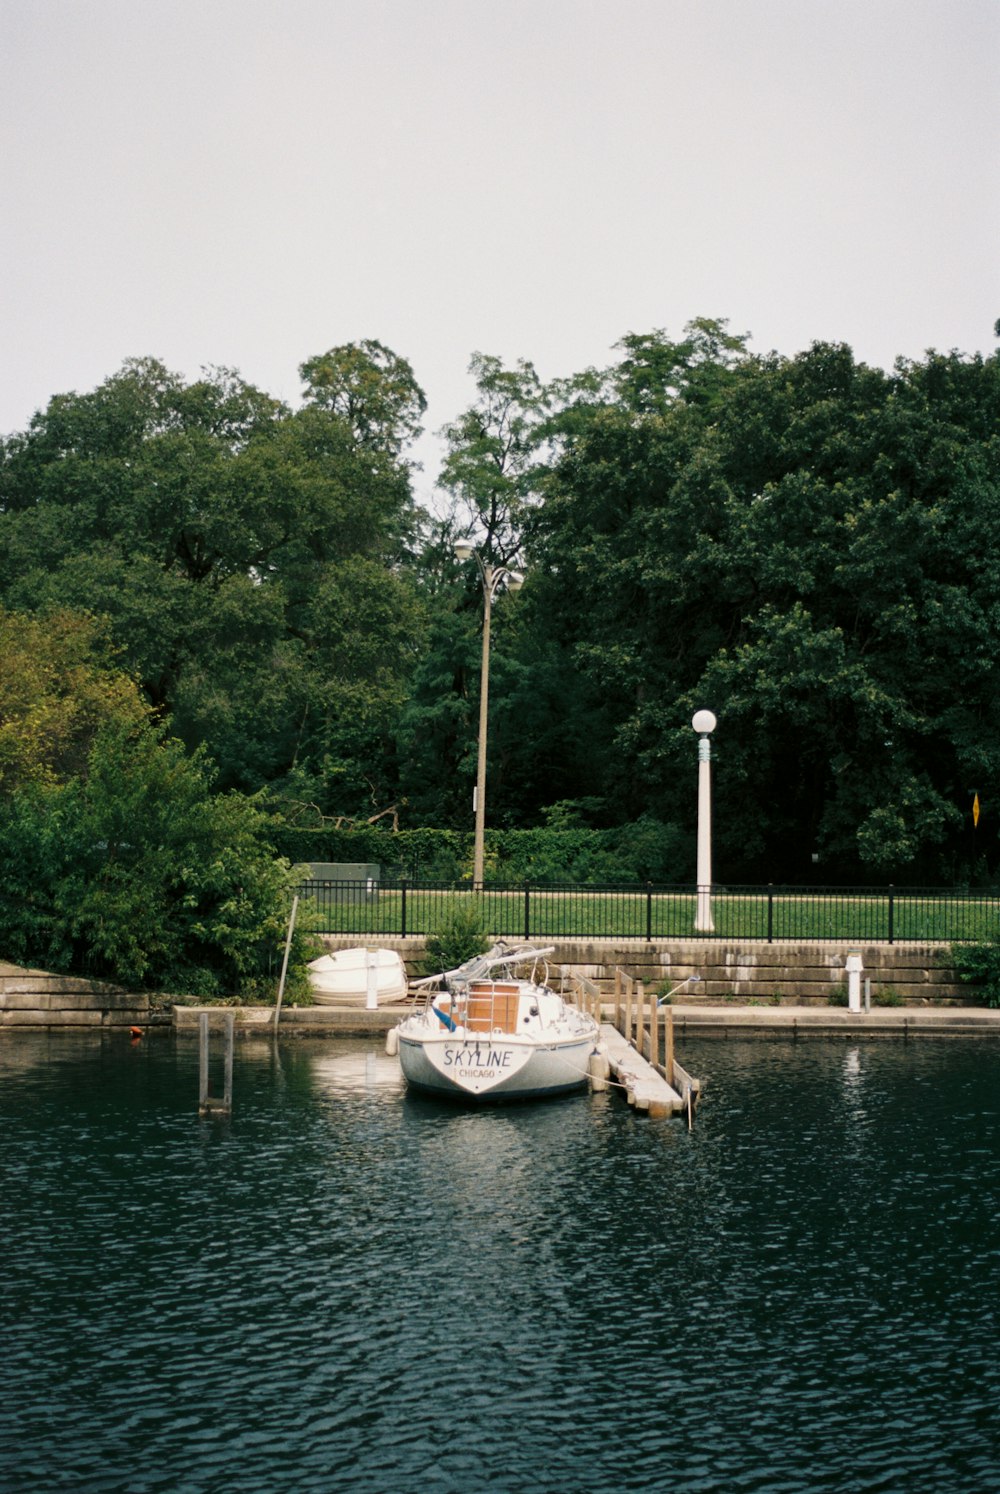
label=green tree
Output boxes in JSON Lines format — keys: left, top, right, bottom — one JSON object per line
{"left": 525, "top": 335, "right": 1000, "bottom": 880}
{"left": 0, "top": 717, "right": 308, "bottom": 994}
{"left": 0, "top": 606, "right": 147, "bottom": 794}
{"left": 438, "top": 352, "right": 550, "bottom": 564}
{"left": 299, "top": 339, "right": 426, "bottom": 457}
{"left": 0, "top": 350, "right": 427, "bottom": 818}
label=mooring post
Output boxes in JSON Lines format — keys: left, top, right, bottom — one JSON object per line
{"left": 650, "top": 982, "right": 658, "bottom": 1069}
{"left": 665, "top": 1004, "right": 674, "bottom": 1088}
{"left": 636, "top": 979, "right": 645, "bottom": 1056}
{"left": 199, "top": 1012, "right": 209, "bottom": 1110}
{"left": 223, "top": 1011, "right": 234, "bottom": 1110}
{"left": 615, "top": 967, "right": 622, "bottom": 1032}
{"left": 199, "top": 1011, "right": 235, "bottom": 1116}
{"left": 273, "top": 894, "right": 299, "bottom": 1030}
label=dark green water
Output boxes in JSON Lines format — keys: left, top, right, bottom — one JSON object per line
{"left": 1, "top": 1032, "right": 998, "bottom": 1493}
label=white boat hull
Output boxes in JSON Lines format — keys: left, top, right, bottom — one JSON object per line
{"left": 398, "top": 1028, "right": 596, "bottom": 1102}
{"left": 393, "top": 945, "right": 599, "bottom": 1103}
{"left": 308, "top": 947, "right": 408, "bottom": 1005}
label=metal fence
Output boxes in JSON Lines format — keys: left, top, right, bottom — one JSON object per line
{"left": 298, "top": 879, "right": 1000, "bottom": 944}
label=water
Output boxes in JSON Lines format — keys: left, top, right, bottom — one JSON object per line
{"left": 1, "top": 1032, "right": 998, "bottom": 1493}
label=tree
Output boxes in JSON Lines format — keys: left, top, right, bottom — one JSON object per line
{"left": 298, "top": 339, "right": 426, "bottom": 457}
{"left": 0, "top": 717, "right": 309, "bottom": 994}
{"left": 524, "top": 335, "right": 1000, "bottom": 880}
{"left": 0, "top": 606, "right": 146, "bottom": 795}
{"left": 0, "top": 350, "right": 428, "bottom": 818}
{"left": 437, "top": 353, "right": 550, "bottom": 565}
{"left": 420, "top": 325, "right": 753, "bottom": 835}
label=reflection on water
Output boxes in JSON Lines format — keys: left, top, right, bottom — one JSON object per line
{"left": 1, "top": 1032, "right": 998, "bottom": 1493}
{"left": 312, "top": 1048, "right": 406, "bottom": 1096}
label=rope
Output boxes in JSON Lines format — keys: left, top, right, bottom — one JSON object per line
{"left": 543, "top": 1042, "right": 636, "bottom": 1095}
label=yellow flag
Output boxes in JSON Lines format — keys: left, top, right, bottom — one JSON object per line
{"left": 973, "top": 793, "right": 981, "bottom": 827}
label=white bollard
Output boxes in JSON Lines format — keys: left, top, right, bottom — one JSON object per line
{"left": 846, "top": 951, "right": 863, "bottom": 1013}
{"left": 366, "top": 947, "right": 379, "bottom": 1010}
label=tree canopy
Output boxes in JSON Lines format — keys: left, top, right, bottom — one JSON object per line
{"left": 0, "top": 348, "right": 427, "bottom": 814}
{"left": 3, "top": 324, "right": 999, "bottom": 895}
{"left": 521, "top": 335, "right": 1000, "bottom": 879}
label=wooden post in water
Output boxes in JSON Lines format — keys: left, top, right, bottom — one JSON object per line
{"left": 650, "top": 982, "right": 658, "bottom": 1070}
{"left": 198, "top": 1011, "right": 235, "bottom": 1116}
{"left": 636, "top": 979, "right": 645, "bottom": 1056}
{"left": 199, "top": 1012, "right": 208, "bottom": 1108}
{"left": 665, "top": 1003, "right": 674, "bottom": 1089}
{"left": 273, "top": 895, "right": 299, "bottom": 1030}
{"left": 615, "top": 967, "right": 622, "bottom": 1032}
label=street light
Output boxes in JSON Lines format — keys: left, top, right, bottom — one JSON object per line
{"left": 455, "top": 540, "right": 523, "bottom": 886}
{"left": 692, "top": 709, "right": 717, "bottom": 932}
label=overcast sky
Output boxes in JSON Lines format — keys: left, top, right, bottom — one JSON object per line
{"left": 3, "top": 0, "right": 997, "bottom": 504}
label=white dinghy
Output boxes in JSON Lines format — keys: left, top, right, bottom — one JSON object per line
{"left": 390, "top": 944, "right": 599, "bottom": 1103}
{"left": 308, "top": 947, "right": 408, "bottom": 1006}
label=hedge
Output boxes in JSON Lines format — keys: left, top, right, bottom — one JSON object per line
{"left": 272, "top": 816, "right": 689, "bottom": 885}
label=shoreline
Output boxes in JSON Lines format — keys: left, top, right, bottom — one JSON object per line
{"left": 166, "top": 1001, "right": 1000, "bottom": 1039}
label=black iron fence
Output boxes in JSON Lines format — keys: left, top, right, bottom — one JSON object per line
{"left": 298, "top": 879, "right": 1000, "bottom": 944}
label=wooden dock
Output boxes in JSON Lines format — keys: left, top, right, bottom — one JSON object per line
{"left": 563, "top": 967, "right": 702, "bottom": 1120}
{"left": 599, "top": 1021, "right": 684, "bottom": 1117}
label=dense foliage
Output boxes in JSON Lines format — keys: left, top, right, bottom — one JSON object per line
{"left": 950, "top": 938, "right": 1000, "bottom": 1008}
{"left": 0, "top": 606, "right": 311, "bottom": 993}
{"left": 2, "top": 317, "right": 999, "bottom": 999}
{"left": 0, "top": 348, "right": 425, "bottom": 811}
{"left": 518, "top": 333, "right": 1000, "bottom": 881}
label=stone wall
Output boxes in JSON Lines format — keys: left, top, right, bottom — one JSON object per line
{"left": 0, "top": 963, "right": 154, "bottom": 1028}
{"left": 548, "top": 940, "right": 964, "bottom": 1004}
{"left": 0, "top": 938, "right": 970, "bottom": 1030}
{"left": 321, "top": 936, "right": 966, "bottom": 1005}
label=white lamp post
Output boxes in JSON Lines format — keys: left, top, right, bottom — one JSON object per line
{"left": 692, "top": 709, "right": 717, "bottom": 932}
{"left": 455, "top": 540, "right": 523, "bottom": 887}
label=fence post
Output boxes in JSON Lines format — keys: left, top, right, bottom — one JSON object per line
{"left": 888, "top": 884, "right": 894, "bottom": 945}
{"left": 522, "top": 882, "right": 530, "bottom": 942}
{"left": 400, "top": 877, "right": 407, "bottom": 939}
{"left": 646, "top": 882, "right": 653, "bottom": 942}
{"left": 767, "top": 884, "right": 774, "bottom": 943}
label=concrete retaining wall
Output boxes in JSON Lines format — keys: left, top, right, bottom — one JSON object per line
{"left": 321, "top": 936, "right": 967, "bottom": 1004}
{"left": 0, "top": 963, "right": 153, "bottom": 1028}
{"left": 547, "top": 940, "right": 965, "bottom": 1005}
{"left": 0, "top": 937, "right": 973, "bottom": 1031}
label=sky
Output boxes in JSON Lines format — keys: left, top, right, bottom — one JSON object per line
{"left": 2, "top": 0, "right": 998, "bottom": 506}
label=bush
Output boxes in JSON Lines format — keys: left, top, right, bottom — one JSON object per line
{"left": 271, "top": 816, "right": 689, "bottom": 884}
{"left": 423, "top": 897, "right": 490, "bottom": 974}
{"left": 0, "top": 720, "right": 316, "bottom": 997}
{"left": 949, "top": 940, "right": 1000, "bottom": 1008}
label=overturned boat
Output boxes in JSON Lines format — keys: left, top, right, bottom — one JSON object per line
{"left": 390, "top": 944, "right": 599, "bottom": 1103}
{"left": 308, "top": 947, "right": 408, "bottom": 1006}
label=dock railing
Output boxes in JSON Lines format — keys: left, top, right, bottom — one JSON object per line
{"left": 299, "top": 878, "right": 1000, "bottom": 945}
{"left": 614, "top": 968, "right": 701, "bottom": 1114}
{"left": 558, "top": 964, "right": 701, "bottom": 1115}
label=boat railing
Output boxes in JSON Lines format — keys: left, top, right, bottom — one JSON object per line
{"left": 409, "top": 944, "right": 565, "bottom": 1031}
{"left": 416, "top": 944, "right": 557, "bottom": 993}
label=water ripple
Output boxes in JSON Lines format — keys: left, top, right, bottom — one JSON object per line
{"left": 1, "top": 1034, "right": 998, "bottom": 1491}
